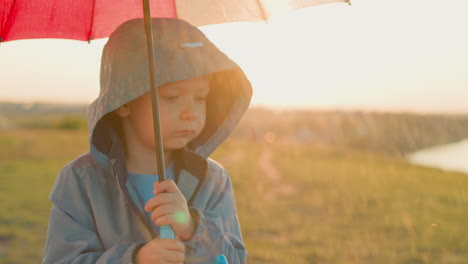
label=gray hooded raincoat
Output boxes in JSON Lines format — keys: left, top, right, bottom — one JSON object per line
{"left": 43, "top": 18, "right": 252, "bottom": 264}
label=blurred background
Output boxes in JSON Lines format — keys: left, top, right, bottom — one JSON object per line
{"left": 1, "top": 0, "right": 468, "bottom": 263}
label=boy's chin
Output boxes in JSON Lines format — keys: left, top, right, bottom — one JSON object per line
{"left": 163, "top": 139, "right": 192, "bottom": 151}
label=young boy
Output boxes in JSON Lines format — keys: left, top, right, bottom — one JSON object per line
{"left": 43, "top": 18, "right": 252, "bottom": 264}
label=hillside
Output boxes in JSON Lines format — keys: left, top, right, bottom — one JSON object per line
{"left": 232, "top": 107, "right": 468, "bottom": 156}
{"left": 2, "top": 102, "right": 468, "bottom": 155}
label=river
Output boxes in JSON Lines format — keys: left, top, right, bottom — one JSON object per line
{"left": 407, "top": 139, "right": 468, "bottom": 175}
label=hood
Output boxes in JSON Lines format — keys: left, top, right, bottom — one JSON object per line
{"left": 86, "top": 18, "right": 252, "bottom": 168}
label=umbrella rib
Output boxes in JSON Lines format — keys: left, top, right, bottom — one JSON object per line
{"left": 87, "top": 0, "right": 96, "bottom": 42}
{"left": 0, "top": 0, "right": 17, "bottom": 42}
{"left": 254, "top": 0, "right": 267, "bottom": 21}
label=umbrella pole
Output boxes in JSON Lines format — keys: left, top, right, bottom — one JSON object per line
{"left": 141, "top": 0, "right": 166, "bottom": 181}
{"left": 141, "top": 0, "right": 175, "bottom": 240}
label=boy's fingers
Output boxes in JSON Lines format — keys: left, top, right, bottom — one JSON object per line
{"left": 158, "top": 238, "right": 186, "bottom": 253}
{"left": 154, "top": 179, "right": 179, "bottom": 195}
{"left": 162, "top": 249, "right": 185, "bottom": 263}
{"left": 144, "top": 193, "right": 176, "bottom": 212}
{"left": 150, "top": 204, "right": 174, "bottom": 222}
{"left": 153, "top": 214, "right": 175, "bottom": 226}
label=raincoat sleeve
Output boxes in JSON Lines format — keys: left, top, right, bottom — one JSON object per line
{"left": 184, "top": 167, "right": 247, "bottom": 264}
{"left": 43, "top": 165, "right": 143, "bottom": 264}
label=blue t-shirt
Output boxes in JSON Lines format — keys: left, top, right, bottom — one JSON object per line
{"left": 127, "top": 162, "right": 175, "bottom": 232}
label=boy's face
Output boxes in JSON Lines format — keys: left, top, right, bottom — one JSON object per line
{"left": 126, "top": 76, "right": 210, "bottom": 151}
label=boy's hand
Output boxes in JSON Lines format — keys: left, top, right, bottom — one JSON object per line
{"left": 135, "top": 237, "right": 185, "bottom": 264}
{"left": 144, "top": 179, "right": 196, "bottom": 241}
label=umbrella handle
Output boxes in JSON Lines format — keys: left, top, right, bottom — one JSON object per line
{"left": 159, "top": 225, "right": 175, "bottom": 239}
{"left": 215, "top": 254, "right": 229, "bottom": 264}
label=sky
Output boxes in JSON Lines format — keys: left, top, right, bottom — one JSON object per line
{"left": 1, "top": 0, "right": 468, "bottom": 113}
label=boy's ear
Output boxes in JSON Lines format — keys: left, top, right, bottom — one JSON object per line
{"left": 114, "top": 104, "right": 131, "bottom": 118}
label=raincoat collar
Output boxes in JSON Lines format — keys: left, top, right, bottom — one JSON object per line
{"left": 105, "top": 127, "right": 206, "bottom": 205}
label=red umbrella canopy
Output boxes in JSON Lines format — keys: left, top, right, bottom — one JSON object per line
{"left": 0, "top": 0, "right": 175, "bottom": 41}
{"left": 0, "top": 0, "right": 349, "bottom": 42}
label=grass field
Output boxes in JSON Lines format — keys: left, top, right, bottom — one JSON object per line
{"left": 1, "top": 129, "right": 467, "bottom": 263}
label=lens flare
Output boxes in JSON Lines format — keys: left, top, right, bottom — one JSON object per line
{"left": 174, "top": 211, "right": 188, "bottom": 224}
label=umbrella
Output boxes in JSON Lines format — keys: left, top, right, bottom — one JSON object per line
{"left": 1, "top": 0, "right": 350, "bottom": 262}
{"left": 1, "top": 0, "right": 350, "bottom": 42}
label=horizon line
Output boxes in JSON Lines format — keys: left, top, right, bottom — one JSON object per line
{"left": 1, "top": 100, "right": 468, "bottom": 116}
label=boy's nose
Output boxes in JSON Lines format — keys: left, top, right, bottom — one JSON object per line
{"left": 180, "top": 104, "right": 196, "bottom": 121}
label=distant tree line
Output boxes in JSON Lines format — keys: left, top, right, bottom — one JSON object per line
{"left": 2, "top": 103, "right": 468, "bottom": 154}
{"left": 231, "top": 107, "right": 468, "bottom": 156}
{"left": 0, "top": 102, "right": 87, "bottom": 130}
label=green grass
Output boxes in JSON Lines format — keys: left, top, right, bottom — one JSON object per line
{"left": 4, "top": 114, "right": 87, "bottom": 131}
{"left": 1, "top": 130, "right": 467, "bottom": 263}
{"left": 262, "top": 143, "right": 467, "bottom": 263}
{"left": 0, "top": 130, "right": 88, "bottom": 264}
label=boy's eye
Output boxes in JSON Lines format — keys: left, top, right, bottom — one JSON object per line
{"left": 163, "top": 96, "right": 179, "bottom": 101}
{"left": 196, "top": 96, "right": 207, "bottom": 102}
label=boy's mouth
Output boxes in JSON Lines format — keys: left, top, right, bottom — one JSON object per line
{"left": 172, "top": 130, "right": 195, "bottom": 136}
